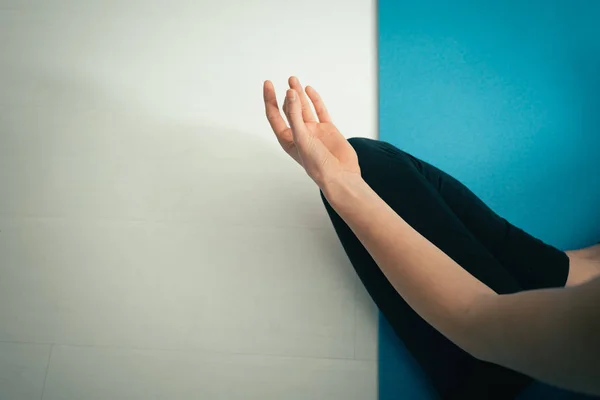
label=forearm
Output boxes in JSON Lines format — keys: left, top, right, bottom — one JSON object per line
{"left": 322, "top": 174, "right": 495, "bottom": 356}
{"left": 322, "top": 174, "right": 600, "bottom": 394}
{"left": 471, "top": 280, "right": 600, "bottom": 395}
{"left": 266, "top": 77, "right": 599, "bottom": 394}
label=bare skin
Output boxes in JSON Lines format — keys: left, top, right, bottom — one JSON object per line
{"left": 566, "top": 243, "right": 600, "bottom": 287}
{"left": 263, "top": 76, "right": 600, "bottom": 395}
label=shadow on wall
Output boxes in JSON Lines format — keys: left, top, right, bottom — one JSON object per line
{"left": 0, "top": 65, "right": 362, "bottom": 345}
{"left": 1, "top": 64, "right": 333, "bottom": 230}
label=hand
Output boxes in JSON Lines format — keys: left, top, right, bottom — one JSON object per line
{"left": 263, "top": 76, "right": 360, "bottom": 188}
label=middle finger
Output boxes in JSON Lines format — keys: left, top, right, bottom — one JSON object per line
{"left": 288, "top": 76, "right": 317, "bottom": 122}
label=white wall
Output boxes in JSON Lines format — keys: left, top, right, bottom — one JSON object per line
{"left": 0, "top": 1, "right": 378, "bottom": 398}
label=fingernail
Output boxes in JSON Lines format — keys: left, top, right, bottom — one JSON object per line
{"left": 287, "top": 89, "right": 295, "bottom": 101}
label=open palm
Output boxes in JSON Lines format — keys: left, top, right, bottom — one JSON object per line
{"left": 263, "top": 76, "right": 360, "bottom": 186}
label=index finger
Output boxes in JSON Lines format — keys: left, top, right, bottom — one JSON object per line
{"left": 263, "top": 80, "right": 288, "bottom": 135}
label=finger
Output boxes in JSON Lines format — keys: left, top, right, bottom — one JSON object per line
{"left": 283, "top": 89, "right": 308, "bottom": 138}
{"left": 284, "top": 89, "right": 330, "bottom": 175}
{"left": 288, "top": 76, "right": 317, "bottom": 122}
{"left": 305, "top": 85, "right": 332, "bottom": 123}
{"left": 263, "top": 80, "right": 289, "bottom": 135}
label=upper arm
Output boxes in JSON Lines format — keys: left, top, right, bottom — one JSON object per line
{"left": 469, "top": 277, "right": 600, "bottom": 395}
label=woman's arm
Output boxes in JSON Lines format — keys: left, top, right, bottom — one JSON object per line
{"left": 324, "top": 174, "right": 600, "bottom": 395}
{"left": 323, "top": 174, "right": 495, "bottom": 352}
{"left": 471, "top": 279, "right": 600, "bottom": 394}
{"left": 264, "top": 78, "right": 600, "bottom": 395}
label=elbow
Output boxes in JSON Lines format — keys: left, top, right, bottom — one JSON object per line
{"left": 453, "top": 296, "right": 496, "bottom": 363}
{"left": 459, "top": 337, "right": 490, "bottom": 363}
{"left": 450, "top": 323, "right": 489, "bottom": 362}
{"left": 431, "top": 319, "right": 490, "bottom": 362}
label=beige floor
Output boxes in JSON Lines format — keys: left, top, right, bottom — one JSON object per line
{"left": 0, "top": 0, "right": 378, "bottom": 398}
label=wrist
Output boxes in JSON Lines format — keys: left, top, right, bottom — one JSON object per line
{"left": 321, "top": 173, "right": 370, "bottom": 212}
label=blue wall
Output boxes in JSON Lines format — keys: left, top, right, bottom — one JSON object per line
{"left": 379, "top": 0, "right": 600, "bottom": 250}
{"left": 378, "top": 1, "right": 600, "bottom": 398}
